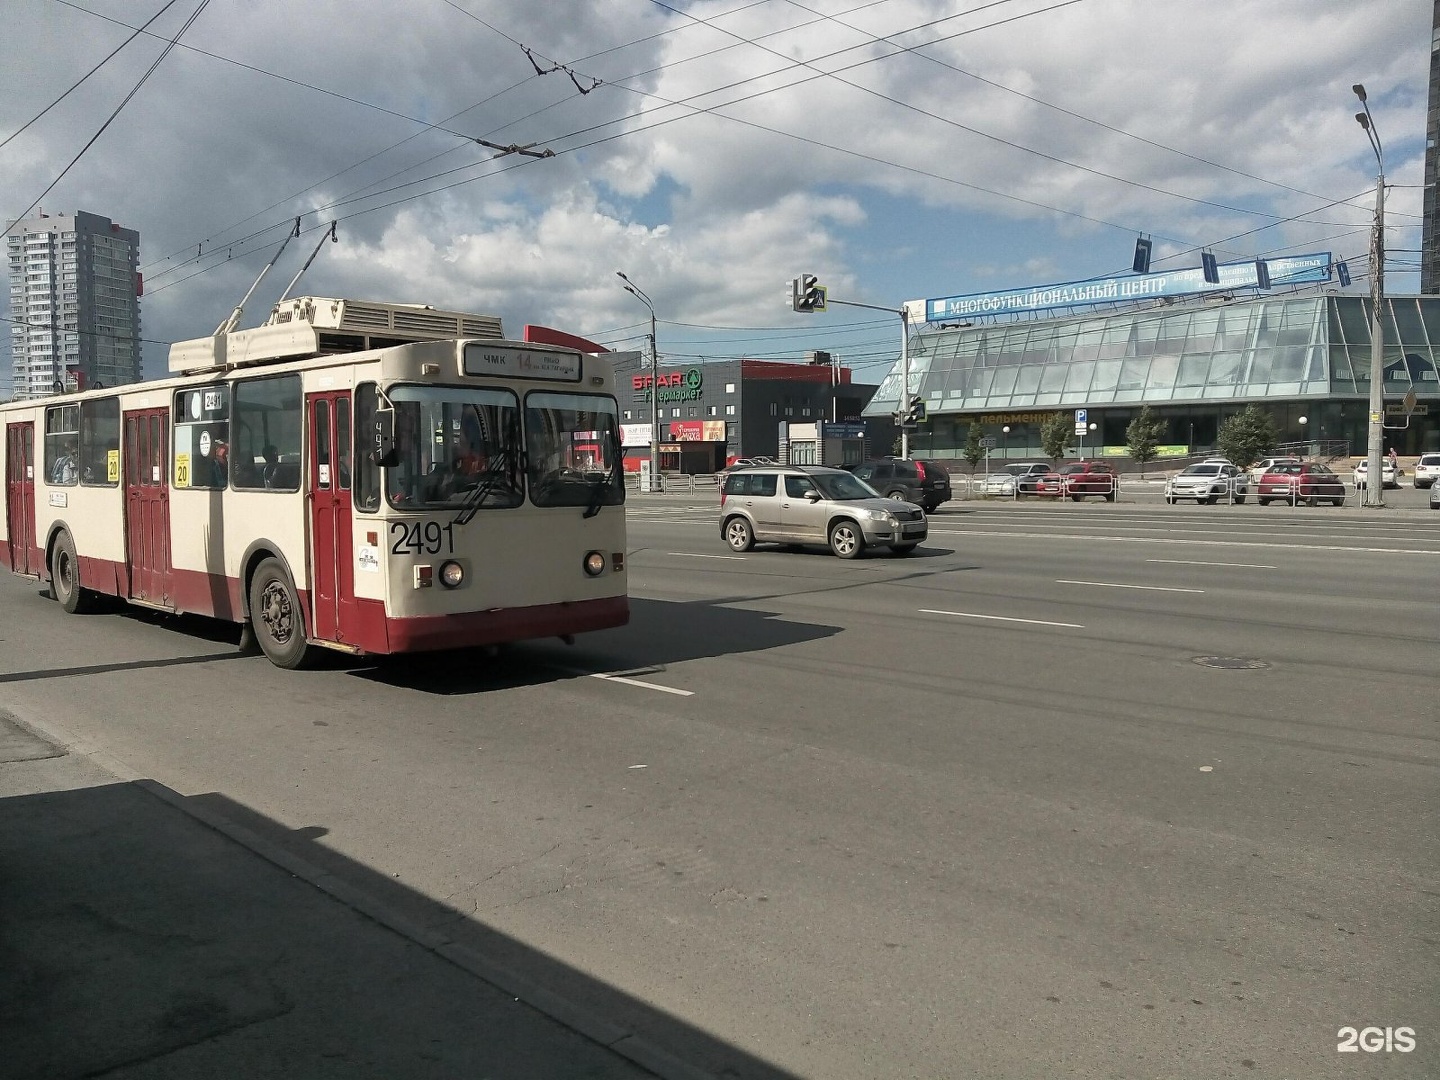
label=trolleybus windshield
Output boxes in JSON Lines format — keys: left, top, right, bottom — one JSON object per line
{"left": 385, "top": 386, "right": 523, "bottom": 510}
{"left": 524, "top": 391, "right": 624, "bottom": 511}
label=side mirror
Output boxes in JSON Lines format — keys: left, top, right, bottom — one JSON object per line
{"left": 371, "top": 408, "right": 399, "bottom": 467}
{"left": 804, "top": 489, "right": 822, "bottom": 501}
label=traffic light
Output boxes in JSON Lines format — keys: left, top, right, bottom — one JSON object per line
{"left": 1201, "top": 252, "right": 1219, "bottom": 284}
{"left": 1255, "top": 259, "right": 1271, "bottom": 290}
{"left": 903, "top": 395, "right": 927, "bottom": 425}
{"left": 1132, "top": 236, "right": 1152, "bottom": 274}
{"left": 791, "top": 274, "right": 826, "bottom": 312}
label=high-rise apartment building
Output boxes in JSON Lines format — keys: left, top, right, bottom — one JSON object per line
{"left": 5, "top": 209, "right": 142, "bottom": 399}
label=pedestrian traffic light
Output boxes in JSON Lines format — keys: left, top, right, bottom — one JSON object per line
{"left": 791, "top": 274, "right": 826, "bottom": 312}
{"left": 1201, "top": 252, "right": 1219, "bottom": 284}
{"left": 1132, "top": 236, "right": 1152, "bottom": 275}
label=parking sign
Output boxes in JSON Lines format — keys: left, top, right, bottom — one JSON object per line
{"left": 1075, "top": 408, "right": 1088, "bottom": 436}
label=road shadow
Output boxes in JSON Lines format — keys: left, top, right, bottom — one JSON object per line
{"left": 0, "top": 765, "right": 800, "bottom": 1080}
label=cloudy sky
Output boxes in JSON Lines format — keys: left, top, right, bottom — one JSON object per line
{"left": 1, "top": 0, "right": 1431, "bottom": 392}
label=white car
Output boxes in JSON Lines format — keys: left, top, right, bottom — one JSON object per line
{"left": 1353, "top": 459, "right": 1398, "bottom": 489}
{"left": 1413, "top": 453, "right": 1440, "bottom": 489}
{"left": 1165, "top": 462, "right": 1249, "bottom": 504}
{"left": 1249, "top": 456, "right": 1300, "bottom": 483}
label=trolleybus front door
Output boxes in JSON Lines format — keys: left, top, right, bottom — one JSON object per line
{"left": 307, "top": 392, "right": 357, "bottom": 644}
{"left": 124, "top": 408, "right": 172, "bottom": 605}
{"left": 4, "top": 422, "right": 37, "bottom": 576}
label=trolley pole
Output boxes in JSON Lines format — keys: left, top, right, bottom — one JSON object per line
{"left": 1355, "top": 85, "right": 1386, "bottom": 508}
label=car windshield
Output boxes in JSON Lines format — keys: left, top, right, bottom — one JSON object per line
{"left": 1182, "top": 465, "right": 1221, "bottom": 476}
{"left": 1269, "top": 463, "right": 1301, "bottom": 474}
{"left": 813, "top": 471, "right": 881, "bottom": 500}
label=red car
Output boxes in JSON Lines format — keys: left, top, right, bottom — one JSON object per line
{"left": 1035, "top": 460, "right": 1118, "bottom": 502}
{"left": 1255, "top": 461, "right": 1346, "bottom": 506}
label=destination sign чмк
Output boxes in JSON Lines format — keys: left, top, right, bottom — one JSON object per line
{"left": 463, "top": 344, "right": 582, "bottom": 381}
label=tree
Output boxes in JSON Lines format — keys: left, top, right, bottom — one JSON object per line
{"left": 961, "top": 424, "right": 986, "bottom": 474}
{"left": 1040, "top": 413, "right": 1073, "bottom": 463}
{"left": 1125, "top": 405, "right": 1165, "bottom": 478}
{"left": 1215, "top": 404, "right": 1277, "bottom": 469}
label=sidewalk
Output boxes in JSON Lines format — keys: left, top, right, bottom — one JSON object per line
{"left": 0, "top": 710, "right": 697, "bottom": 1080}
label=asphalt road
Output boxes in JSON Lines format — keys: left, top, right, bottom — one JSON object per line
{"left": 1, "top": 498, "right": 1436, "bottom": 1079}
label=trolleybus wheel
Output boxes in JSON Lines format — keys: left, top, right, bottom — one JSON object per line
{"left": 50, "top": 530, "right": 95, "bottom": 614}
{"left": 248, "top": 557, "right": 313, "bottom": 669}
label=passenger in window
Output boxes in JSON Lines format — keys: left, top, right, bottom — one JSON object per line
{"left": 261, "top": 444, "right": 281, "bottom": 488}
{"left": 51, "top": 438, "right": 78, "bottom": 484}
{"left": 388, "top": 417, "right": 425, "bottom": 503}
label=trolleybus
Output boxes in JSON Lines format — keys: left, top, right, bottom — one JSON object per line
{"left": 0, "top": 296, "right": 629, "bottom": 668}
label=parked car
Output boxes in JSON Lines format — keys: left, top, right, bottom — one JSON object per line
{"left": 977, "top": 462, "right": 1052, "bottom": 497}
{"left": 1353, "top": 459, "right": 1399, "bottom": 489}
{"left": 1248, "top": 456, "right": 1300, "bottom": 483}
{"left": 848, "top": 458, "right": 952, "bottom": 512}
{"left": 1412, "top": 452, "right": 1440, "bottom": 489}
{"left": 1255, "top": 461, "right": 1346, "bottom": 506}
{"left": 1035, "top": 460, "right": 1118, "bottom": 501}
{"left": 1431, "top": 480, "right": 1440, "bottom": 509}
{"left": 1165, "top": 462, "right": 1249, "bottom": 504}
{"left": 719, "top": 465, "right": 928, "bottom": 558}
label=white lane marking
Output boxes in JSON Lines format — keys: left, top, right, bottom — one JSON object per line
{"left": 664, "top": 551, "right": 746, "bottom": 560}
{"left": 1146, "top": 558, "right": 1278, "bottom": 569}
{"left": 929, "top": 527, "right": 1440, "bottom": 556}
{"left": 588, "top": 672, "right": 695, "bottom": 697}
{"left": 919, "top": 609, "right": 1085, "bottom": 629}
{"left": 1056, "top": 579, "right": 1205, "bottom": 593}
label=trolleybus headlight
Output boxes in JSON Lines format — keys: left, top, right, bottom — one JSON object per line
{"left": 583, "top": 550, "right": 606, "bottom": 577}
{"left": 439, "top": 560, "right": 465, "bottom": 589}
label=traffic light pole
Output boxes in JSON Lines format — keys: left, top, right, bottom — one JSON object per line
{"left": 823, "top": 298, "right": 912, "bottom": 457}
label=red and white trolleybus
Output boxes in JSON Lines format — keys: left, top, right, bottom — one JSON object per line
{"left": 0, "top": 296, "right": 629, "bottom": 667}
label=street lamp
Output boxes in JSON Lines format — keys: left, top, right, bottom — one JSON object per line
{"left": 616, "top": 270, "right": 659, "bottom": 492}
{"left": 1088, "top": 422, "right": 1098, "bottom": 459}
{"left": 1354, "top": 83, "right": 1386, "bottom": 507}
{"left": 1298, "top": 414, "right": 1308, "bottom": 459}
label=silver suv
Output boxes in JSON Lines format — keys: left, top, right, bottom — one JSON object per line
{"left": 720, "top": 465, "right": 928, "bottom": 558}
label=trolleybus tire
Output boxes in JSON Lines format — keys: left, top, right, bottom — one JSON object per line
{"left": 248, "top": 557, "right": 313, "bottom": 669}
{"left": 50, "top": 530, "right": 95, "bottom": 614}
{"left": 829, "top": 520, "right": 864, "bottom": 559}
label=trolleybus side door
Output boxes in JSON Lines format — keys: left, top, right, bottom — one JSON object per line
{"left": 307, "top": 391, "right": 357, "bottom": 644}
{"left": 4, "top": 422, "right": 37, "bottom": 576}
{"left": 124, "top": 408, "right": 172, "bottom": 605}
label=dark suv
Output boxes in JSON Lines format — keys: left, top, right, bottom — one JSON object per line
{"left": 849, "top": 458, "right": 952, "bottom": 512}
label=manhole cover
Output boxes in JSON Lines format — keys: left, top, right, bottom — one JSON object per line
{"left": 1192, "top": 655, "right": 1270, "bottom": 670}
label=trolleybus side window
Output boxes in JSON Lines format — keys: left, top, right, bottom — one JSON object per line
{"left": 231, "top": 375, "right": 301, "bottom": 492}
{"left": 80, "top": 397, "right": 120, "bottom": 486}
{"left": 354, "top": 383, "right": 380, "bottom": 511}
{"left": 173, "top": 384, "right": 230, "bottom": 490}
{"left": 336, "top": 396, "right": 351, "bottom": 491}
{"left": 385, "top": 386, "right": 522, "bottom": 510}
{"left": 524, "top": 391, "right": 624, "bottom": 509}
{"left": 44, "top": 404, "right": 80, "bottom": 486}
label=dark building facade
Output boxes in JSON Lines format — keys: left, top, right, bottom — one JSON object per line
{"left": 614, "top": 357, "right": 886, "bottom": 472}
{"left": 1425, "top": 0, "right": 1440, "bottom": 293}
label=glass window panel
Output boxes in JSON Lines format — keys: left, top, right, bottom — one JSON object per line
{"left": 1406, "top": 350, "right": 1439, "bottom": 384}
{"left": 354, "top": 383, "right": 379, "bottom": 511}
{"left": 1039, "top": 364, "right": 1068, "bottom": 393}
{"left": 336, "top": 397, "right": 351, "bottom": 492}
{"left": 1185, "top": 309, "right": 1221, "bottom": 352}
{"left": 1157, "top": 311, "right": 1191, "bottom": 347}
{"left": 1334, "top": 297, "right": 1371, "bottom": 346}
{"left": 1328, "top": 346, "right": 1356, "bottom": 392}
{"left": 231, "top": 374, "right": 301, "bottom": 491}
{"left": 1071, "top": 326, "right": 1103, "bottom": 362}
{"left": 988, "top": 367, "right": 1018, "bottom": 396}
{"left": 967, "top": 367, "right": 994, "bottom": 398}
{"left": 44, "top": 403, "right": 80, "bottom": 485}
{"left": 1217, "top": 306, "right": 1252, "bottom": 351}
{"left": 1090, "top": 359, "right": 1122, "bottom": 393}
{"left": 314, "top": 399, "right": 332, "bottom": 490}
{"left": 1100, "top": 320, "right": 1132, "bottom": 358}
{"left": 1064, "top": 361, "right": 1094, "bottom": 394}
{"left": 1389, "top": 298, "right": 1426, "bottom": 346}
{"left": 1208, "top": 351, "right": 1243, "bottom": 387}
{"left": 1275, "top": 299, "right": 1322, "bottom": 346}
{"left": 172, "top": 384, "right": 229, "bottom": 489}
{"left": 80, "top": 397, "right": 119, "bottom": 486}
{"left": 1252, "top": 306, "right": 1279, "bottom": 348}
{"left": 1130, "top": 317, "right": 1159, "bottom": 356}
{"left": 1117, "top": 357, "right": 1150, "bottom": 389}
{"left": 1302, "top": 345, "right": 1328, "bottom": 382}
{"left": 1245, "top": 348, "right": 1272, "bottom": 383}
{"left": 1147, "top": 354, "right": 1179, "bottom": 389}
{"left": 1269, "top": 345, "right": 1306, "bottom": 382}
{"left": 1421, "top": 299, "right": 1440, "bottom": 343}
{"left": 1175, "top": 355, "right": 1210, "bottom": 387}
{"left": 1013, "top": 365, "right": 1042, "bottom": 395}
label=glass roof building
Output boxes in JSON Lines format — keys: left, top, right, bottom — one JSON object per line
{"left": 864, "top": 293, "right": 1440, "bottom": 460}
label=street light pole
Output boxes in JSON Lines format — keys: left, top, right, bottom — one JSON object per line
{"left": 1355, "top": 84, "right": 1386, "bottom": 508}
{"left": 617, "top": 271, "right": 659, "bottom": 492}
{"left": 900, "top": 308, "right": 911, "bottom": 459}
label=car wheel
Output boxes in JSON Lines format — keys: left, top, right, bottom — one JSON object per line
{"left": 1165, "top": 495, "right": 1176, "bottom": 504}
{"left": 829, "top": 519, "right": 864, "bottom": 559}
{"left": 886, "top": 489, "right": 907, "bottom": 501}
{"left": 1070, "top": 493, "right": 1083, "bottom": 502}
{"left": 1306, "top": 495, "right": 1318, "bottom": 507}
{"left": 889, "top": 543, "right": 918, "bottom": 555}
{"left": 50, "top": 530, "right": 95, "bottom": 614}
{"left": 248, "top": 557, "right": 313, "bottom": 669}
{"left": 1233, "top": 495, "right": 1246, "bottom": 504}
{"left": 1258, "top": 498, "right": 1271, "bottom": 506}
{"left": 1331, "top": 499, "right": 1343, "bottom": 507}
{"left": 1104, "top": 491, "right": 1116, "bottom": 502}
{"left": 1204, "top": 494, "right": 1219, "bottom": 505}
{"left": 723, "top": 516, "right": 754, "bottom": 553}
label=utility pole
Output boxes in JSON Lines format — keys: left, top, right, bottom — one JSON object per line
{"left": 617, "top": 271, "right": 660, "bottom": 492}
{"left": 1355, "top": 84, "right": 1386, "bottom": 508}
